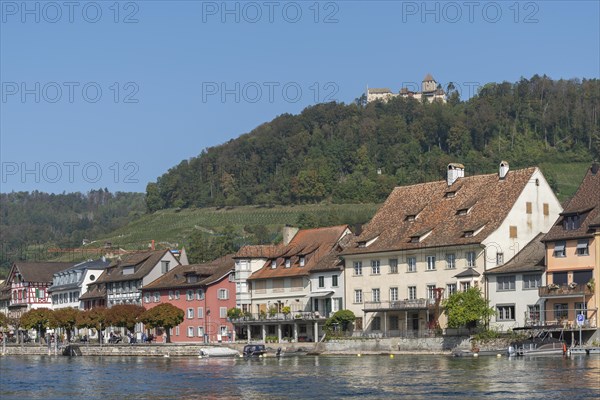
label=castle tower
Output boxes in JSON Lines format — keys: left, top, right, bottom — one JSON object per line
{"left": 422, "top": 73, "right": 437, "bottom": 94}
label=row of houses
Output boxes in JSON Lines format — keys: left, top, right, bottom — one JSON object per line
{"left": 1, "top": 162, "right": 598, "bottom": 344}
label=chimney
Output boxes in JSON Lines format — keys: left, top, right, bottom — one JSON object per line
{"left": 499, "top": 161, "right": 510, "bottom": 179}
{"left": 151, "top": 240, "right": 155, "bottom": 250}
{"left": 447, "top": 163, "right": 465, "bottom": 186}
{"left": 282, "top": 225, "right": 299, "bottom": 245}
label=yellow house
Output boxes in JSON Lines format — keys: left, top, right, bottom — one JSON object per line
{"left": 541, "top": 163, "right": 600, "bottom": 331}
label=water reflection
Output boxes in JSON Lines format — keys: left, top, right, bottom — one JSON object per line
{"left": 1, "top": 355, "right": 598, "bottom": 399}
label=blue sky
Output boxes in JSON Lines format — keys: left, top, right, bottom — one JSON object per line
{"left": 1, "top": 0, "right": 599, "bottom": 193}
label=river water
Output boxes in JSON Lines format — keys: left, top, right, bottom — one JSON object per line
{"left": 1, "top": 354, "right": 599, "bottom": 399}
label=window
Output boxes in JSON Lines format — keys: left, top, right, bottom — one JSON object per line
{"left": 285, "top": 258, "right": 291, "bottom": 268}
{"left": 427, "top": 285, "right": 437, "bottom": 300}
{"left": 271, "top": 260, "right": 276, "bottom": 269}
{"left": 407, "top": 257, "right": 416, "bottom": 272}
{"left": 576, "top": 239, "right": 590, "bottom": 256}
{"left": 353, "top": 261, "right": 363, "bottom": 276}
{"left": 220, "top": 307, "right": 227, "bottom": 318}
{"left": 185, "top": 290, "right": 193, "bottom": 301}
{"left": 371, "top": 317, "right": 381, "bottom": 331}
{"left": 526, "top": 202, "right": 532, "bottom": 214}
{"left": 461, "top": 282, "right": 471, "bottom": 291}
{"left": 496, "top": 253, "right": 504, "bottom": 266}
{"left": 371, "top": 260, "right": 380, "bottom": 275}
{"left": 446, "top": 254, "right": 456, "bottom": 269}
{"left": 456, "top": 208, "right": 468, "bottom": 216}
{"left": 554, "top": 303, "right": 568, "bottom": 320}
{"left": 408, "top": 286, "right": 417, "bottom": 300}
{"left": 446, "top": 283, "right": 457, "bottom": 297}
{"left": 523, "top": 274, "right": 542, "bottom": 289}
{"left": 389, "top": 316, "right": 399, "bottom": 330}
{"left": 563, "top": 214, "right": 582, "bottom": 230}
{"left": 575, "top": 302, "right": 588, "bottom": 315}
{"left": 390, "top": 287, "right": 398, "bottom": 301}
{"left": 497, "top": 305, "right": 515, "bottom": 321}
{"left": 406, "top": 214, "right": 416, "bottom": 222}
{"left": 196, "top": 289, "right": 205, "bottom": 300}
{"left": 466, "top": 252, "right": 476, "bottom": 267}
{"left": 355, "top": 317, "right": 363, "bottom": 330}
{"left": 543, "top": 203, "right": 549, "bottom": 216}
{"left": 197, "top": 307, "right": 204, "bottom": 318}
{"left": 187, "top": 327, "right": 194, "bottom": 337}
{"left": 168, "top": 291, "right": 173, "bottom": 300}
{"left": 372, "top": 288, "right": 380, "bottom": 303}
{"left": 389, "top": 259, "right": 398, "bottom": 274}
{"left": 354, "top": 289, "right": 363, "bottom": 303}
{"left": 318, "top": 276, "right": 325, "bottom": 288}
{"left": 509, "top": 226, "right": 518, "bottom": 238}
{"left": 186, "top": 275, "right": 198, "bottom": 284}
{"left": 198, "top": 327, "right": 204, "bottom": 338}
{"left": 497, "top": 275, "right": 516, "bottom": 291}
{"left": 331, "top": 275, "right": 338, "bottom": 287}
{"left": 144, "top": 293, "right": 150, "bottom": 303}
{"left": 299, "top": 257, "right": 305, "bottom": 267}
{"left": 175, "top": 326, "right": 180, "bottom": 336}
{"left": 573, "top": 270, "right": 593, "bottom": 285}
{"left": 527, "top": 305, "right": 540, "bottom": 322}
{"left": 175, "top": 290, "right": 180, "bottom": 299}
{"left": 553, "top": 241, "right": 566, "bottom": 257}
{"left": 314, "top": 299, "right": 319, "bottom": 312}
{"left": 161, "top": 260, "right": 170, "bottom": 274}
{"left": 218, "top": 289, "right": 229, "bottom": 300}
{"left": 426, "top": 256, "right": 436, "bottom": 271}
{"left": 153, "top": 292, "right": 160, "bottom": 302}
{"left": 552, "top": 272, "right": 568, "bottom": 285}
{"left": 187, "top": 308, "right": 194, "bottom": 319}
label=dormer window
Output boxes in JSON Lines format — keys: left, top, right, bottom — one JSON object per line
{"left": 123, "top": 266, "right": 134, "bottom": 275}
{"left": 186, "top": 275, "right": 198, "bottom": 284}
{"left": 285, "top": 258, "right": 291, "bottom": 268}
{"left": 410, "top": 236, "right": 420, "bottom": 243}
{"left": 271, "top": 260, "right": 277, "bottom": 269}
{"left": 358, "top": 241, "right": 367, "bottom": 248}
{"left": 456, "top": 208, "right": 469, "bottom": 216}
{"left": 299, "top": 257, "right": 305, "bottom": 267}
{"left": 563, "top": 214, "right": 583, "bottom": 230}
{"left": 410, "top": 229, "right": 432, "bottom": 243}
{"left": 445, "top": 191, "right": 456, "bottom": 198}
{"left": 406, "top": 215, "right": 416, "bottom": 222}
{"left": 464, "top": 231, "right": 474, "bottom": 238}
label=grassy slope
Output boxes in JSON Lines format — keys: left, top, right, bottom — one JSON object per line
{"left": 539, "top": 162, "right": 590, "bottom": 203}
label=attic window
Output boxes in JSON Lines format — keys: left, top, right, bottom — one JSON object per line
{"left": 410, "top": 229, "right": 432, "bottom": 243}
{"left": 464, "top": 224, "right": 486, "bottom": 238}
{"left": 405, "top": 215, "right": 417, "bottom": 222}
{"left": 410, "top": 236, "right": 421, "bottom": 243}
{"left": 271, "top": 260, "right": 277, "bottom": 269}
{"left": 186, "top": 275, "right": 198, "bottom": 284}
{"left": 445, "top": 191, "right": 456, "bottom": 198}
{"left": 299, "top": 257, "right": 305, "bottom": 267}
{"left": 123, "top": 267, "right": 134, "bottom": 275}
{"left": 285, "top": 258, "right": 291, "bottom": 268}
{"left": 464, "top": 231, "right": 474, "bottom": 238}
{"left": 456, "top": 208, "right": 469, "bottom": 216}
{"left": 358, "top": 241, "right": 367, "bottom": 248}
{"left": 563, "top": 214, "right": 584, "bottom": 230}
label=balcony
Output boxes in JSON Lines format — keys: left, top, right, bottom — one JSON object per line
{"left": 539, "top": 283, "right": 594, "bottom": 298}
{"left": 230, "top": 311, "right": 325, "bottom": 324}
{"left": 363, "top": 299, "right": 436, "bottom": 312}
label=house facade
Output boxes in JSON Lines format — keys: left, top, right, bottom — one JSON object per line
{"left": 142, "top": 255, "right": 236, "bottom": 343}
{"left": 485, "top": 233, "right": 546, "bottom": 331}
{"left": 48, "top": 258, "right": 110, "bottom": 310}
{"left": 341, "top": 162, "right": 562, "bottom": 337}
{"left": 95, "top": 249, "right": 183, "bottom": 308}
{"left": 4, "top": 262, "right": 74, "bottom": 318}
{"left": 367, "top": 73, "right": 446, "bottom": 104}
{"left": 232, "top": 225, "right": 351, "bottom": 343}
{"left": 541, "top": 163, "right": 600, "bottom": 332}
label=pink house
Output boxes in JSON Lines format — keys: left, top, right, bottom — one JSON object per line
{"left": 142, "top": 254, "right": 236, "bottom": 343}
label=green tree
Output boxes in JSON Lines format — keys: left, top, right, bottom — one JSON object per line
{"left": 20, "top": 308, "right": 54, "bottom": 343}
{"left": 442, "top": 287, "right": 495, "bottom": 331}
{"left": 324, "top": 309, "right": 356, "bottom": 334}
{"left": 51, "top": 307, "right": 80, "bottom": 342}
{"left": 105, "top": 304, "right": 145, "bottom": 333}
{"left": 138, "top": 304, "right": 184, "bottom": 343}
{"left": 76, "top": 307, "right": 108, "bottom": 344}
{"left": 0, "top": 311, "right": 8, "bottom": 331}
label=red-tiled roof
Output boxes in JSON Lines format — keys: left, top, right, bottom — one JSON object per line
{"left": 234, "top": 244, "right": 282, "bottom": 259}
{"left": 9, "top": 262, "right": 74, "bottom": 284}
{"left": 542, "top": 163, "right": 600, "bottom": 242}
{"left": 248, "top": 225, "right": 350, "bottom": 280}
{"left": 342, "top": 167, "right": 538, "bottom": 255}
{"left": 143, "top": 254, "right": 234, "bottom": 290}
{"left": 96, "top": 250, "right": 176, "bottom": 283}
{"left": 485, "top": 233, "right": 545, "bottom": 275}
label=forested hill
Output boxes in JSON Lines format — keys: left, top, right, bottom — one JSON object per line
{"left": 147, "top": 75, "right": 600, "bottom": 211}
{"left": 0, "top": 190, "right": 145, "bottom": 258}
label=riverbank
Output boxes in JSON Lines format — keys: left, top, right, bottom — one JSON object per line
{"left": 0, "top": 336, "right": 472, "bottom": 357}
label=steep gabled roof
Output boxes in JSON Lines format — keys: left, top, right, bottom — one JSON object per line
{"left": 248, "top": 225, "right": 350, "bottom": 280}
{"left": 143, "top": 254, "right": 234, "bottom": 290}
{"left": 542, "top": 163, "right": 600, "bottom": 242}
{"left": 234, "top": 244, "right": 282, "bottom": 259}
{"left": 79, "top": 281, "right": 106, "bottom": 300}
{"left": 485, "top": 233, "right": 545, "bottom": 275}
{"left": 96, "top": 250, "right": 176, "bottom": 283}
{"left": 9, "top": 262, "right": 74, "bottom": 284}
{"left": 342, "top": 167, "right": 538, "bottom": 255}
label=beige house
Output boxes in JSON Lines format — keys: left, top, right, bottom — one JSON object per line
{"left": 541, "top": 163, "right": 599, "bottom": 335}
{"left": 341, "top": 162, "right": 561, "bottom": 337}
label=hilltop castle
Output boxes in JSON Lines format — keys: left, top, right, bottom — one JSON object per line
{"left": 367, "top": 73, "right": 446, "bottom": 104}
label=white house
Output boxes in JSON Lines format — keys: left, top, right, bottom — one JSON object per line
{"left": 485, "top": 233, "right": 546, "bottom": 331}
{"left": 48, "top": 258, "right": 110, "bottom": 310}
{"left": 341, "top": 162, "right": 562, "bottom": 337}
